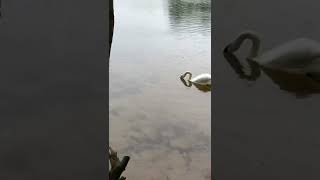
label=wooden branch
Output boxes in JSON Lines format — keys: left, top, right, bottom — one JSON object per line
{"left": 109, "top": 147, "right": 130, "bottom": 180}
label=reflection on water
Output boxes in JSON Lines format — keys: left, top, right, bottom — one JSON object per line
{"left": 168, "top": 0, "right": 211, "bottom": 36}
{"left": 110, "top": 0, "right": 211, "bottom": 179}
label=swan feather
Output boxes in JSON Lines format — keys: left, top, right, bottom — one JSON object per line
{"left": 190, "top": 73, "right": 211, "bottom": 85}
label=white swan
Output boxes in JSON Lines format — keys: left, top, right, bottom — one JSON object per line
{"left": 223, "top": 49, "right": 320, "bottom": 98}
{"left": 180, "top": 71, "right": 211, "bottom": 85}
{"left": 224, "top": 31, "right": 320, "bottom": 81}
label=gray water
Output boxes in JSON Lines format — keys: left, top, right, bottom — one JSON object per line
{"left": 213, "top": 0, "right": 320, "bottom": 179}
{"left": 109, "top": 0, "right": 211, "bottom": 179}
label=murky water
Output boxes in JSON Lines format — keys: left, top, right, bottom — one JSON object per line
{"left": 109, "top": 0, "right": 211, "bottom": 179}
{"left": 213, "top": 0, "right": 320, "bottom": 179}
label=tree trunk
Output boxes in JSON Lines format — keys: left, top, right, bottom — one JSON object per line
{"left": 108, "top": 0, "right": 114, "bottom": 59}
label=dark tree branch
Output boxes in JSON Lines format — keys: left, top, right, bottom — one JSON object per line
{"left": 108, "top": 0, "right": 114, "bottom": 59}
{"left": 109, "top": 147, "right": 130, "bottom": 180}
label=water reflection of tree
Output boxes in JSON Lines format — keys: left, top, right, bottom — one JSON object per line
{"left": 167, "top": 0, "right": 211, "bottom": 35}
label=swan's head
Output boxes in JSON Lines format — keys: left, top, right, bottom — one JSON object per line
{"left": 180, "top": 76, "right": 192, "bottom": 87}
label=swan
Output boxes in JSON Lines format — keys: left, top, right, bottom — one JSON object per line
{"left": 224, "top": 31, "right": 320, "bottom": 81}
{"left": 180, "top": 75, "right": 211, "bottom": 92}
{"left": 223, "top": 50, "right": 320, "bottom": 98}
{"left": 180, "top": 71, "right": 211, "bottom": 85}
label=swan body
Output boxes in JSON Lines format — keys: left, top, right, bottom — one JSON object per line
{"left": 180, "top": 71, "right": 211, "bottom": 85}
{"left": 254, "top": 38, "right": 320, "bottom": 69}
{"left": 224, "top": 31, "right": 320, "bottom": 80}
{"left": 223, "top": 49, "right": 320, "bottom": 98}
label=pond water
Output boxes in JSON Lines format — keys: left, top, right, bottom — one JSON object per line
{"left": 213, "top": 0, "right": 320, "bottom": 179}
{"left": 109, "top": 0, "right": 211, "bottom": 179}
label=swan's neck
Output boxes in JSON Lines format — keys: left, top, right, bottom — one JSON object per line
{"left": 183, "top": 71, "right": 192, "bottom": 80}
{"left": 227, "top": 31, "right": 260, "bottom": 58}
{"left": 223, "top": 47, "right": 261, "bottom": 81}
{"left": 180, "top": 76, "right": 192, "bottom": 87}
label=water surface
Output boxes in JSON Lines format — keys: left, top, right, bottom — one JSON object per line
{"left": 110, "top": 0, "right": 211, "bottom": 179}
